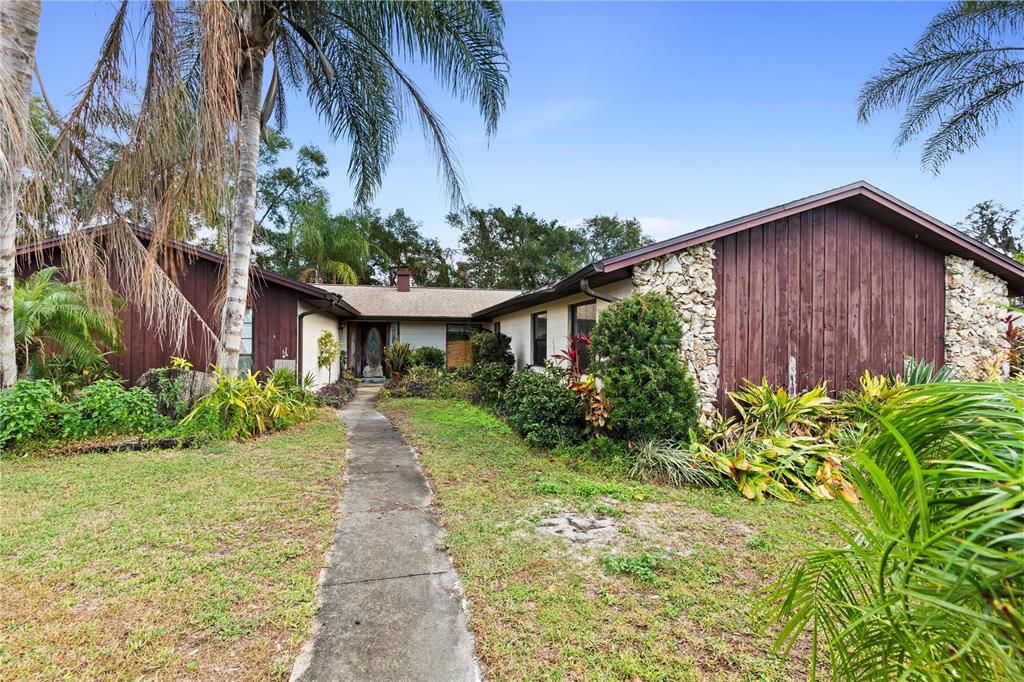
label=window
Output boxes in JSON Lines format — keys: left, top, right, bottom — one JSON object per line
{"left": 445, "top": 323, "right": 483, "bottom": 342}
{"left": 570, "top": 299, "right": 597, "bottom": 370}
{"left": 531, "top": 312, "right": 547, "bottom": 366}
{"left": 239, "top": 307, "right": 254, "bottom": 375}
{"left": 493, "top": 321, "right": 501, "bottom": 337}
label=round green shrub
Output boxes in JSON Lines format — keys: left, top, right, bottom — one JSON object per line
{"left": 504, "top": 369, "right": 586, "bottom": 448}
{"left": 0, "top": 380, "right": 61, "bottom": 450}
{"left": 60, "top": 379, "right": 163, "bottom": 438}
{"left": 468, "top": 361, "right": 512, "bottom": 407}
{"left": 590, "top": 292, "right": 699, "bottom": 443}
{"left": 470, "top": 331, "right": 514, "bottom": 367}
{"left": 410, "top": 346, "right": 446, "bottom": 369}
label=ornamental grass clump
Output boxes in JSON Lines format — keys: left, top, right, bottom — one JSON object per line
{"left": 760, "top": 381, "right": 1024, "bottom": 680}
{"left": 589, "top": 292, "right": 699, "bottom": 444}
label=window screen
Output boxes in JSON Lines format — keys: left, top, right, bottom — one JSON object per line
{"left": 531, "top": 312, "right": 547, "bottom": 366}
{"left": 239, "top": 307, "right": 254, "bottom": 374}
{"left": 570, "top": 300, "right": 597, "bottom": 370}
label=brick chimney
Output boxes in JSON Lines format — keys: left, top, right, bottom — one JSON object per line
{"left": 396, "top": 266, "right": 412, "bottom": 292}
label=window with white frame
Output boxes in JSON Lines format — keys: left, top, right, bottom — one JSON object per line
{"left": 239, "top": 307, "right": 254, "bottom": 374}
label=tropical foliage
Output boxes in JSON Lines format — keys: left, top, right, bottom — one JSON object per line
{"left": 316, "top": 330, "right": 342, "bottom": 370}
{"left": 761, "top": 381, "right": 1024, "bottom": 680}
{"left": 691, "top": 381, "right": 857, "bottom": 503}
{"left": 0, "top": 380, "right": 61, "bottom": 450}
{"left": 184, "top": 368, "right": 315, "bottom": 440}
{"left": 59, "top": 379, "right": 162, "bottom": 438}
{"left": 859, "top": 1, "right": 1024, "bottom": 170}
{"left": 382, "top": 340, "right": 413, "bottom": 377}
{"left": 410, "top": 346, "right": 446, "bottom": 370}
{"left": 13, "top": 268, "right": 121, "bottom": 379}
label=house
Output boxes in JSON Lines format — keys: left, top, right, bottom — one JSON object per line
{"left": 16, "top": 228, "right": 361, "bottom": 386}
{"left": 18, "top": 182, "right": 1022, "bottom": 407}
{"left": 319, "top": 268, "right": 517, "bottom": 378}
{"left": 16, "top": 231, "right": 518, "bottom": 387}
{"left": 473, "top": 181, "right": 1024, "bottom": 416}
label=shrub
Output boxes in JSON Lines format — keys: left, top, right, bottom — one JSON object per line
{"left": 470, "top": 330, "right": 514, "bottom": 367}
{"left": 629, "top": 440, "right": 720, "bottom": 487}
{"left": 316, "top": 330, "right": 342, "bottom": 370}
{"left": 761, "top": 381, "right": 1024, "bottom": 680}
{"left": 410, "top": 346, "right": 445, "bottom": 369}
{"left": 316, "top": 372, "right": 359, "bottom": 408}
{"left": 60, "top": 379, "right": 163, "bottom": 438}
{"left": 468, "top": 361, "right": 513, "bottom": 408}
{"left": 383, "top": 340, "right": 413, "bottom": 376}
{"left": 503, "top": 369, "right": 586, "bottom": 448}
{"left": 590, "top": 292, "right": 699, "bottom": 443}
{"left": 691, "top": 380, "right": 855, "bottom": 503}
{"left": 0, "top": 380, "right": 61, "bottom": 450}
{"left": 183, "top": 368, "right": 315, "bottom": 440}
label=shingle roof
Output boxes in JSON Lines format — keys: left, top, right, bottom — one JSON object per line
{"left": 317, "top": 284, "right": 520, "bottom": 320}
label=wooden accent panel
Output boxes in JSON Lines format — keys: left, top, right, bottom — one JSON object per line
{"left": 19, "top": 250, "right": 301, "bottom": 383}
{"left": 446, "top": 340, "right": 472, "bottom": 368}
{"left": 714, "top": 203, "right": 946, "bottom": 409}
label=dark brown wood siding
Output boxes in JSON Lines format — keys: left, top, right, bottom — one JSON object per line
{"left": 713, "top": 203, "right": 946, "bottom": 407}
{"left": 19, "top": 250, "right": 300, "bottom": 383}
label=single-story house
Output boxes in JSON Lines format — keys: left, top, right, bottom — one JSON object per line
{"left": 16, "top": 231, "right": 518, "bottom": 387}
{"left": 474, "top": 181, "right": 1024, "bottom": 416}
{"left": 17, "top": 182, "right": 1023, "bottom": 409}
{"left": 318, "top": 269, "right": 517, "bottom": 378}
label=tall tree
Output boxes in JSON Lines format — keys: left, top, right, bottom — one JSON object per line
{"left": 958, "top": 199, "right": 1023, "bottom": 257}
{"left": 450, "top": 207, "right": 654, "bottom": 289}
{"left": 213, "top": 1, "right": 508, "bottom": 374}
{"left": 0, "top": 0, "right": 42, "bottom": 388}
{"left": 361, "top": 209, "right": 462, "bottom": 287}
{"left": 580, "top": 215, "right": 654, "bottom": 263}
{"left": 858, "top": 2, "right": 1024, "bottom": 171}
{"left": 450, "top": 206, "right": 588, "bottom": 289}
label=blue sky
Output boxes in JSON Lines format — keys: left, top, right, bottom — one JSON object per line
{"left": 36, "top": 1, "right": 1023, "bottom": 248}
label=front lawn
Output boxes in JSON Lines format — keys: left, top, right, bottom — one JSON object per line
{"left": 383, "top": 398, "right": 845, "bottom": 681}
{"left": 1, "top": 411, "right": 346, "bottom": 681}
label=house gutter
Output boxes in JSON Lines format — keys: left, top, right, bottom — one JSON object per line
{"left": 580, "top": 276, "right": 619, "bottom": 303}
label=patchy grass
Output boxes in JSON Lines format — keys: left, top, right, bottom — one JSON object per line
{"left": 383, "top": 398, "right": 845, "bottom": 681}
{"left": 1, "top": 411, "right": 346, "bottom": 681}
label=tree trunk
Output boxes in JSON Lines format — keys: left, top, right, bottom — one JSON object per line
{"left": 0, "top": 1, "right": 42, "bottom": 389}
{"left": 217, "top": 11, "right": 267, "bottom": 376}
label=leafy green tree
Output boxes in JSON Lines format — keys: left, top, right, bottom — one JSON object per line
{"left": 360, "top": 209, "right": 462, "bottom": 287}
{"left": 580, "top": 215, "right": 655, "bottom": 262}
{"left": 958, "top": 199, "right": 1023, "bottom": 257}
{"left": 14, "top": 267, "right": 121, "bottom": 379}
{"left": 449, "top": 206, "right": 588, "bottom": 289}
{"left": 858, "top": 2, "right": 1024, "bottom": 171}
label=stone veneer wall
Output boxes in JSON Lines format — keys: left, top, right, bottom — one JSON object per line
{"left": 944, "top": 255, "right": 1009, "bottom": 380}
{"left": 632, "top": 244, "right": 719, "bottom": 418}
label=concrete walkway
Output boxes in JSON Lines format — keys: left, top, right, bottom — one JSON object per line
{"left": 290, "top": 385, "right": 479, "bottom": 682}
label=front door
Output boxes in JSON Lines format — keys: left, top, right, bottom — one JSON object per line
{"left": 361, "top": 323, "right": 388, "bottom": 378}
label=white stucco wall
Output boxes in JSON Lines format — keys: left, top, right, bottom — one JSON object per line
{"left": 299, "top": 302, "right": 342, "bottom": 388}
{"left": 493, "top": 279, "right": 634, "bottom": 370}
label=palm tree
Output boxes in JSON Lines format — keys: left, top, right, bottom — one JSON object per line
{"left": 859, "top": 2, "right": 1024, "bottom": 171}
{"left": 210, "top": 1, "right": 508, "bottom": 373}
{"left": 760, "top": 381, "right": 1024, "bottom": 679}
{"left": 0, "top": 0, "right": 42, "bottom": 388}
{"left": 292, "top": 202, "right": 369, "bottom": 285}
{"left": 14, "top": 267, "right": 121, "bottom": 378}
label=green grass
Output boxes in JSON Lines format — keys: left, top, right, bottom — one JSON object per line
{"left": 1, "top": 411, "right": 346, "bottom": 681}
{"left": 383, "top": 398, "right": 846, "bottom": 681}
